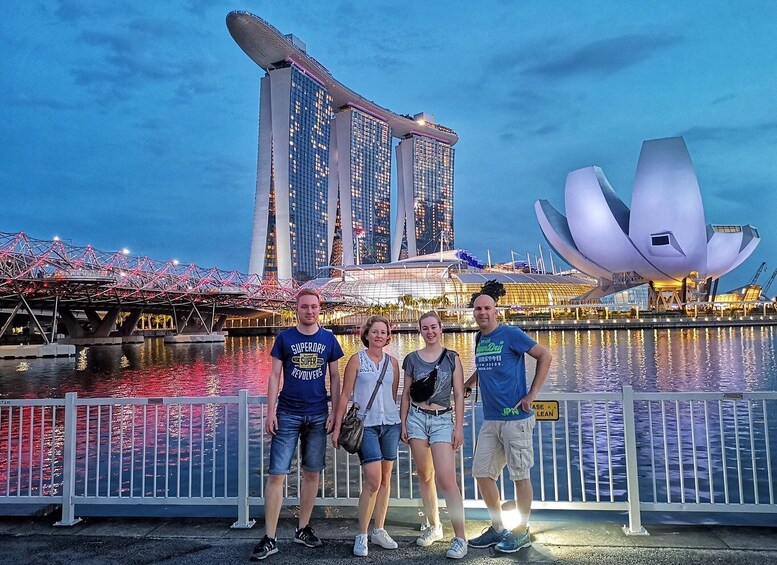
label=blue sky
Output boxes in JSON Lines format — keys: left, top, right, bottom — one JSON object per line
{"left": 2, "top": 1, "right": 775, "bottom": 290}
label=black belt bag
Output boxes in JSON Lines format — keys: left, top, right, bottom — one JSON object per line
{"left": 408, "top": 348, "right": 448, "bottom": 403}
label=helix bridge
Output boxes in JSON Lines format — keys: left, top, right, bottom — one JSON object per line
{"left": 0, "top": 232, "right": 354, "bottom": 345}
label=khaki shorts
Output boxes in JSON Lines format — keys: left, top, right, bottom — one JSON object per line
{"left": 472, "top": 416, "right": 535, "bottom": 481}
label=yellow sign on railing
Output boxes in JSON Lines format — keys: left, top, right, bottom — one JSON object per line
{"left": 531, "top": 400, "right": 559, "bottom": 421}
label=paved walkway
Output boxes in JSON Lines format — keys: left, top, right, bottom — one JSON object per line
{"left": 2, "top": 512, "right": 777, "bottom": 564}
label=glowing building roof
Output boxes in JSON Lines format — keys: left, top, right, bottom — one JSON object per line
{"left": 308, "top": 251, "right": 594, "bottom": 306}
{"left": 226, "top": 11, "right": 458, "bottom": 145}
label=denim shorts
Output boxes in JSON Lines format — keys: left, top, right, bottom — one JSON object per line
{"left": 358, "top": 423, "right": 401, "bottom": 465}
{"left": 405, "top": 405, "right": 454, "bottom": 444}
{"left": 268, "top": 411, "right": 328, "bottom": 475}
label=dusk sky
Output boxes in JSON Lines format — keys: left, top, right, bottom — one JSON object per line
{"left": 3, "top": 1, "right": 776, "bottom": 290}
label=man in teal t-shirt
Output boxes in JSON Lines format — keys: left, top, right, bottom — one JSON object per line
{"left": 464, "top": 293, "right": 552, "bottom": 554}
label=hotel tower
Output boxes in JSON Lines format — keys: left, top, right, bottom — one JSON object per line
{"left": 227, "top": 12, "right": 458, "bottom": 280}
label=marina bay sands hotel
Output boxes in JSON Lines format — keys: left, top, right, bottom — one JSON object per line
{"left": 227, "top": 11, "right": 458, "bottom": 281}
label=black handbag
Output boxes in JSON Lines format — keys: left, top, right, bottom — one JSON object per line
{"left": 339, "top": 355, "right": 390, "bottom": 454}
{"left": 409, "top": 348, "right": 448, "bottom": 403}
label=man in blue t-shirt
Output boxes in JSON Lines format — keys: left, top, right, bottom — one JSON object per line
{"left": 250, "top": 289, "right": 343, "bottom": 561}
{"left": 464, "top": 293, "right": 552, "bottom": 554}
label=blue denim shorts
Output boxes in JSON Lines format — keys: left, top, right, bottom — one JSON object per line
{"left": 405, "top": 405, "right": 454, "bottom": 444}
{"left": 268, "top": 411, "right": 328, "bottom": 475}
{"left": 358, "top": 423, "right": 401, "bottom": 465}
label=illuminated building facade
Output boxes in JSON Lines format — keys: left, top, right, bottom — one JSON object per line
{"left": 248, "top": 65, "right": 332, "bottom": 281}
{"left": 228, "top": 12, "right": 458, "bottom": 280}
{"left": 308, "top": 250, "right": 594, "bottom": 307}
{"left": 329, "top": 107, "right": 392, "bottom": 266}
{"left": 535, "top": 136, "right": 760, "bottom": 305}
{"left": 393, "top": 123, "right": 455, "bottom": 261}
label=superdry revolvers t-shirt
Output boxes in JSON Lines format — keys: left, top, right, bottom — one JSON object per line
{"left": 271, "top": 326, "right": 344, "bottom": 415}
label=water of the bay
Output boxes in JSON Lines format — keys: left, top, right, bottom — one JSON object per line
{"left": 1, "top": 326, "right": 776, "bottom": 398}
{"left": 2, "top": 326, "right": 776, "bottom": 525}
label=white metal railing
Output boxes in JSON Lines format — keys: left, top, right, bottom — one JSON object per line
{"left": 1, "top": 387, "right": 775, "bottom": 533}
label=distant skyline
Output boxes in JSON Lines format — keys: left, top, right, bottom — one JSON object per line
{"left": 2, "top": 1, "right": 776, "bottom": 290}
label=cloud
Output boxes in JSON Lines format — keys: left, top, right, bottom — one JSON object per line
{"left": 711, "top": 93, "right": 735, "bottom": 105}
{"left": 497, "top": 120, "right": 561, "bottom": 144}
{"left": 6, "top": 93, "right": 83, "bottom": 110}
{"left": 53, "top": 0, "right": 89, "bottom": 22}
{"left": 502, "top": 87, "right": 552, "bottom": 113}
{"left": 183, "top": 0, "right": 234, "bottom": 17}
{"left": 306, "top": 1, "right": 440, "bottom": 74}
{"left": 493, "top": 33, "right": 683, "bottom": 81}
{"left": 493, "top": 87, "right": 576, "bottom": 142}
{"left": 70, "top": 22, "right": 220, "bottom": 106}
{"left": 531, "top": 124, "right": 561, "bottom": 136}
{"left": 711, "top": 183, "right": 772, "bottom": 206}
{"left": 530, "top": 33, "right": 683, "bottom": 78}
{"left": 51, "top": 0, "right": 142, "bottom": 24}
{"left": 680, "top": 122, "right": 777, "bottom": 145}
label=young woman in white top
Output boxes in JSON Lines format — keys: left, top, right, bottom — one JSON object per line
{"left": 400, "top": 311, "right": 468, "bottom": 559}
{"left": 333, "top": 315, "right": 401, "bottom": 557}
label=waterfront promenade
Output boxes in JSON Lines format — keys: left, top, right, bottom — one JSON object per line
{"left": 2, "top": 512, "right": 776, "bottom": 564}
{"left": 228, "top": 312, "right": 777, "bottom": 336}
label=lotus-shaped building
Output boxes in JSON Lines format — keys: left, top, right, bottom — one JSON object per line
{"left": 535, "top": 137, "right": 760, "bottom": 290}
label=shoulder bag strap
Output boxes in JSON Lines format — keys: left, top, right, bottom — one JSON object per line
{"left": 364, "top": 355, "right": 390, "bottom": 413}
{"left": 434, "top": 347, "right": 449, "bottom": 369}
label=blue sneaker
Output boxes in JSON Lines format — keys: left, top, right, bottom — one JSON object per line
{"left": 467, "top": 526, "right": 508, "bottom": 548}
{"left": 495, "top": 528, "right": 531, "bottom": 553}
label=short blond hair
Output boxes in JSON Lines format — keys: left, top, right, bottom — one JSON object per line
{"left": 296, "top": 288, "right": 321, "bottom": 304}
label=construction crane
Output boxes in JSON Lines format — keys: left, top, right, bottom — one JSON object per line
{"left": 763, "top": 268, "right": 777, "bottom": 295}
{"left": 749, "top": 261, "right": 767, "bottom": 286}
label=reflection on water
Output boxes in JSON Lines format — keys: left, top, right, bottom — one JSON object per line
{"left": 1, "top": 327, "right": 775, "bottom": 520}
{"left": 1, "top": 327, "right": 775, "bottom": 399}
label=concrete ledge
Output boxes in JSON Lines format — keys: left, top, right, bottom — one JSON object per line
{"left": 0, "top": 344, "right": 76, "bottom": 359}
{"left": 59, "top": 337, "right": 134, "bottom": 346}
{"left": 164, "top": 333, "right": 226, "bottom": 344}
{"left": 121, "top": 336, "right": 145, "bottom": 344}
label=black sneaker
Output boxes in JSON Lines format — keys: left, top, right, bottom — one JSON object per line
{"left": 294, "top": 525, "right": 323, "bottom": 547}
{"left": 250, "top": 535, "right": 278, "bottom": 561}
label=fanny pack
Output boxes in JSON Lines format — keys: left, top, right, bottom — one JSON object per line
{"left": 409, "top": 348, "right": 448, "bottom": 403}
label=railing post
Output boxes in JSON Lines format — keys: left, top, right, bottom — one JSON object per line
{"left": 55, "top": 392, "right": 82, "bottom": 526}
{"left": 621, "top": 386, "right": 648, "bottom": 535}
{"left": 232, "top": 389, "right": 255, "bottom": 529}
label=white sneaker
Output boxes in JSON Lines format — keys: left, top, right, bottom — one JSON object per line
{"left": 446, "top": 537, "right": 468, "bottom": 559}
{"left": 353, "top": 533, "right": 368, "bottom": 556}
{"left": 370, "top": 528, "right": 398, "bottom": 549}
{"left": 417, "top": 523, "right": 444, "bottom": 547}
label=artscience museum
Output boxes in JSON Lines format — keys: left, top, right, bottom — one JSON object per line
{"left": 535, "top": 137, "right": 760, "bottom": 305}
